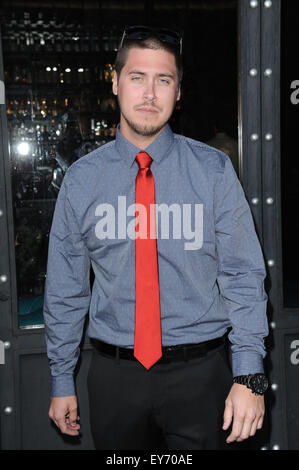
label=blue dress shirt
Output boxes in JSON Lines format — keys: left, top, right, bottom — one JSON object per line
{"left": 44, "top": 123, "right": 269, "bottom": 397}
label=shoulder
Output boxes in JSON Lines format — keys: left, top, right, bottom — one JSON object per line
{"left": 173, "top": 133, "right": 229, "bottom": 174}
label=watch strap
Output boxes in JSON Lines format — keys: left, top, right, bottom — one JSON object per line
{"left": 233, "top": 375, "right": 251, "bottom": 387}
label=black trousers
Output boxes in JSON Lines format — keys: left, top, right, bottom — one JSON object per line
{"left": 87, "top": 341, "right": 240, "bottom": 450}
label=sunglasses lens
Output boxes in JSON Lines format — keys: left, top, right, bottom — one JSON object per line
{"left": 125, "top": 26, "right": 151, "bottom": 40}
{"left": 158, "top": 33, "right": 178, "bottom": 45}
{"left": 127, "top": 31, "right": 150, "bottom": 40}
{"left": 155, "top": 29, "right": 180, "bottom": 45}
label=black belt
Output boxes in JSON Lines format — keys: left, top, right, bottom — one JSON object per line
{"left": 90, "top": 335, "right": 225, "bottom": 364}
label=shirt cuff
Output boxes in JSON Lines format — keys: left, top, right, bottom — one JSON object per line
{"left": 51, "top": 374, "right": 76, "bottom": 397}
{"left": 231, "top": 351, "right": 265, "bottom": 377}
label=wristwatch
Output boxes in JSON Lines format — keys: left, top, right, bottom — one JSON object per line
{"left": 233, "top": 374, "right": 269, "bottom": 395}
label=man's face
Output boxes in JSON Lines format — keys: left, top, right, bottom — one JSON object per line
{"left": 112, "top": 47, "right": 181, "bottom": 138}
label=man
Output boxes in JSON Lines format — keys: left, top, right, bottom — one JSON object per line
{"left": 44, "top": 26, "right": 269, "bottom": 450}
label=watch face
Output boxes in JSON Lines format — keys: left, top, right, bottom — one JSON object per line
{"left": 250, "top": 374, "right": 268, "bottom": 394}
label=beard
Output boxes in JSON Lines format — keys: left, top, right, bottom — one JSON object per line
{"left": 122, "top": 113, "right": 167, "bottom": 137}
{"left": 118, "top": 97, "right": 177, "bottom": 138}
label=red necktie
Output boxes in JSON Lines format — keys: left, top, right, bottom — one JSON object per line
{"left": 134, "top": 151, "right": 162, "bottom": 369}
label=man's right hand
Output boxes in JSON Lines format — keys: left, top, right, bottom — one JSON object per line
{"left": 49, "top": 395, "right": 80, "bottom": 436}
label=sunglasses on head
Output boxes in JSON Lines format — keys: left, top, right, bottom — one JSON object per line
{"left": 119, "top": 25, "right": 183, "bottom": 56}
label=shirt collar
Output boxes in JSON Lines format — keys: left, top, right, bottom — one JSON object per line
{"left": 115, "top": 122, "right": 174, "bottom": 168}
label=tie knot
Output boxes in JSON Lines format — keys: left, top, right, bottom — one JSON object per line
{"left": 136, "top": 152, "right": 153, "bottom": 170}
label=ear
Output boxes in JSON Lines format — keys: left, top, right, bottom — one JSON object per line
{"left": 112, "top": 70, "right": 118, "bottom": 95}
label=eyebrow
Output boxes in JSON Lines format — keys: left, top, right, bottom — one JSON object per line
{"left": 158, "top": 73, "right": 175, "bottom": 80}
{"left": 128, "top": 70, "right": 175, "bottom": 80}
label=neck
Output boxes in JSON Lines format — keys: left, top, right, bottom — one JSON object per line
{"left": 119, "top": 118, "right": 166, "bottom": 149}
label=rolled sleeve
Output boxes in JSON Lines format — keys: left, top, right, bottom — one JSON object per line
{"left": 214, "top": 155, "right": 269, "bottom": 376}
{"left": 43, "top": 171, "right": 91, "bottom": 397}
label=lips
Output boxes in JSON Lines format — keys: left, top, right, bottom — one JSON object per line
{"left": 137, "top": 107, "right": 159, "bottom": 113}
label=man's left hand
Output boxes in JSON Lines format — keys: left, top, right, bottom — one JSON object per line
{"left": 222, "top": 383, "right": 265, "bottom": 443}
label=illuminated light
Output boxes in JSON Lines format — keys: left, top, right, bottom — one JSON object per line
{"left": 65, "top": 68, "right": 71, "bottom": 72}
{"left": 78, "top": 68, "right": 84, "bottom": 72}
{"left": 17, "top": 142, "right": 30, "bottom": 156}
{"left": 53, "top": 67, "right": 57, "bottom": 72}
{"left": 46, "top": 66, "right": 51, "bottom": 72}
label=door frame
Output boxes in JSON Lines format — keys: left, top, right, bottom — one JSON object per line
{"left": 239, "top": 0, "right": 299, "bottom": 451}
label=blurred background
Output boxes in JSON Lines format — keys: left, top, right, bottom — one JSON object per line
{"left": 0, "top": 0, "right": 238, "bottom": 329}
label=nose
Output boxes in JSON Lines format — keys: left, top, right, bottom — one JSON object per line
{"left": 143, "top": 79, "right": 156, "bottom": 102}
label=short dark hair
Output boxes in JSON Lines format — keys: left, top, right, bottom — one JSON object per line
{"left": 115, "top": 35, "right": 183, "bottom": 86}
